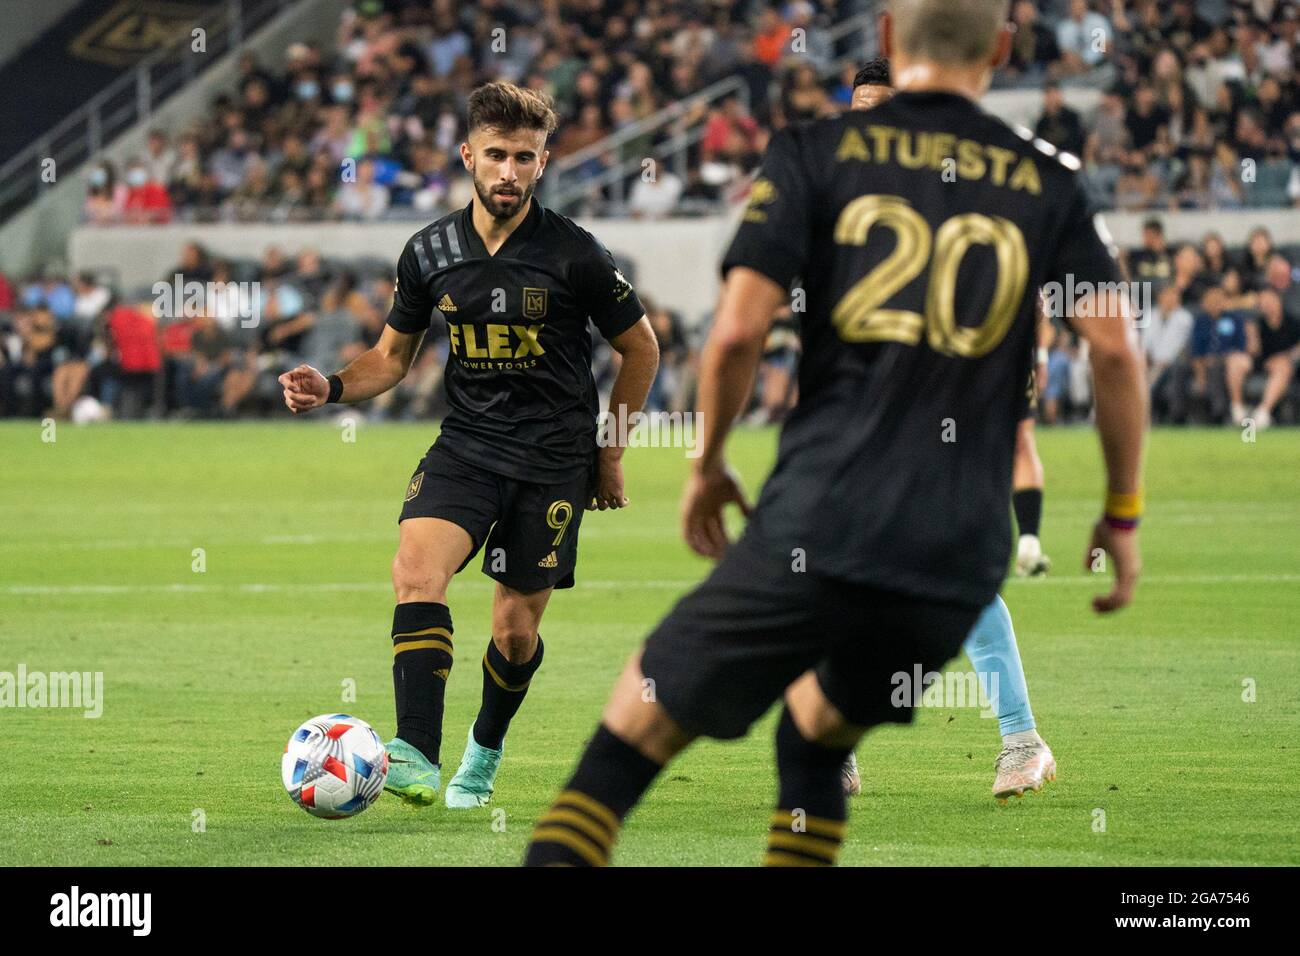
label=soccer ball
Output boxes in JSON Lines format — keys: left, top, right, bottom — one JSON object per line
{"left": 282, "top": 714, "right": 388, "bottom": 819}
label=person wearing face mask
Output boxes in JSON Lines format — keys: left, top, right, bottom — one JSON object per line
{"left": 83, "top": 162, "right": 126, "bottom": 225}
{"left": 122, "top": 163, "right": 173, "bottom": 224}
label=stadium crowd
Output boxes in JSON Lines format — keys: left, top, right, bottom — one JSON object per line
{"left": 3, "top": 221, "right": 1300, "bottom": 426}
{"left": 75, "top": 0, "right": 1300, "bottom": 222}
{"left": 5, "top": 0, "right": 1300, "bottom": 425}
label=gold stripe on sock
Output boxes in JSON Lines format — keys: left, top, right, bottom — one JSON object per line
{"left": 770, "top": 810, "right": 847, "bottom": 840}
{"left": 393, "top": 626, "right": 453, "bottom": 641}
{"left": 537, "top": 807, "right": 616, "bottom": 847}
{"left": 530, "top": 825, "right": 607, "bottom": 867}
{"left": 766, "top": 830, "right": 839, "bottom": 863}
{"left": 762, "top": 849, "right": 828, "bottom": 867}
{"left": 482, "top": 654, "right": 532, "bottom": 692}
{"left": 554, "top": 790, "right": 620, "bottom": 832}
{"left": 393, "top": 638, "right": 453, "bottom": 657}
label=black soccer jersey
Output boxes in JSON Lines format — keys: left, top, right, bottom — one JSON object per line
{"left": 722, "top": 90, "right": 1122, "bottom": 605}
{"left": 387, "top": 199, "right": 645, "bottom": 481}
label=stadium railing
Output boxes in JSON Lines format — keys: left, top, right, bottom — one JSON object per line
{"left": 0, "top": 0, "right": 301, "bottom": 227}
{"left": 543, "top": 11, "right": 876, "bottom": 217}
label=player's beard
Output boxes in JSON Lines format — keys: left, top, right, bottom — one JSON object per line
{"left": 473, "top": 171, "right": 535, "bottom": 221}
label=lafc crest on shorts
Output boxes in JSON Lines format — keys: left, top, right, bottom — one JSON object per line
{"left": 405, "top": 473, "right": 424, "bottom": 502}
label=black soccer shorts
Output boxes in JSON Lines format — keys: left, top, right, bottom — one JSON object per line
{"left": 639, "top": 529, "right": 984, "bottom": 740}
{"left": 398, "top": 442, "right": 590, "bottom": 593}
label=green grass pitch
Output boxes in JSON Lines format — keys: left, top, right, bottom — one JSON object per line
{"left": 2, "top": 420, "right": 1297, "bottom": 866}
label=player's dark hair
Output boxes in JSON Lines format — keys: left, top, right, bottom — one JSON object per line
{"left": 853, "top": 57, "right": 891, "bottom": 89}
{"left": 467, "top": 81, "right": 558, "bottom": 136}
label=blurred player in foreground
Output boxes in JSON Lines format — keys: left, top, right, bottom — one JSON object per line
{"left": 840, "top": 57, "right": 1055, "bottom": 802}
{"left": 526, "top": 0, "right": 1145, "bottom": 866}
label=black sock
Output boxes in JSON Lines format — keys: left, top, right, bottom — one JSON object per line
{"left": 523, "top": 724, "right": 663, "bottom": 866}
{"left": 473, "top": 636, "right": 544, "bottom": 750}
{"left": 391, "top": 602, "right": 454, "bottom": 766}
{"left": 765, "top": 708, "right": 850, "bottom": 867}
{"left": 1012, "top": 487, "right": 1043, "bottom": 538}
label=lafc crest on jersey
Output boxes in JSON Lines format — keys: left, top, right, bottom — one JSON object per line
{"left": 522, "top": 287, "right": 548, "bottom": 320}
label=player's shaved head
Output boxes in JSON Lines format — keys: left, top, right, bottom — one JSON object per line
{"left": 889, "top": 0, "right": 1010, "bottom": 65}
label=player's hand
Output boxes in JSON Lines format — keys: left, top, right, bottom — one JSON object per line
{"left": 681, "top": 461, "right": 751, "bottom": 560}
{"left": 588, "top": 449, "right": 628, "bottom": 510}
{"left": 278, "top": 364, "right": 329, "bottom": 414}
{"left": 1084, "top": 519, "right": 1141, "bottom": 614}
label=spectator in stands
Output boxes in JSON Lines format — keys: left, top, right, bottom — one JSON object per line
{"left": 1247, "top": 287, "right": 1300, "bottom": 428}
{"left": 1190, "top": 285, "right": 1253, "bottom": 424}
{"left": 628, "top": 166, "right": 685, "bottom": 219}
{"left": 1114, "top": 157, "right": 1162, "bottom": 210}
{"left": 84, "top": 162, "right": 126, "bottom": 225}
{"left": 1041, "top": 324, "right": 1074, "bottom": 424}
{"left": 1240, "top": 227, "right": 1277, "bottom": 290}
{"left": 1007, "top": 0, "right": 1060, "bottom": 80}
{"left": 1055, "top": 0, "right": 1113, "bottom": 75}
{"left": 103, "top": 298, "right": 162, "bottom": 418}
{"left": 752, "top": 6, "right": 793, "bottom": 68}
{"left": 333, "top": 157, "right": 391, "bottom": 220}
{"left": 0, "top": 306, "right": 56, "bottom": 417}
{"left": 1125, "top": 82, "right": 1170, "bottom": 159}
{"left": 1142, "top": 283, "right": 1194, "bottom": 423}
{"left": 141, "top": 130, "right": 177, "bottom": 187}
{"left": 1035, "top": 82, "right": 1085, "bottom": 157}
{"left": 1208, "top": 141, "right": 1246, "bottom": 208}
{"left": 121, "top": 161, "right": 174, "bottom": 224}
{"left": 1130, "top": 217, "right": 1174, "bottom": 293}
{"left": 1264, "top": 253, "right": 1300, "bottom": 321}
{"left": 781, "top": 61, "right": 833, "bottom": 123}
{"left": 641, "top": 294, "right": 694, "bottom": 414}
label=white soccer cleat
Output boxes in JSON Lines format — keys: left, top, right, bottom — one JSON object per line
{"left": 993, "top": 738, "right": 1056, "bottom": 803}
{"left": 841, "top": 752, "right": 861, "bottom": 796}
{"left": 1014, "top": 534, "right": 1051, "bottom": 577}
{"left": 1231, "top": 402, "right": 1248, "bottom": 425}
{"left": 1252, "top": 407, "right": 1272, "bottom": 429}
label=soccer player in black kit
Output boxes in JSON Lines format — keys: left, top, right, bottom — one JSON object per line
{"left": 280, "top": 82, "right": 658, "bottom": 810}
{"left": 525, "top": 0, "right": 1147, "bottom": 867}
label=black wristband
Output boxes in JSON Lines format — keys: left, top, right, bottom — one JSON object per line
{"left": 325, "top": 374, "right": 344, "bottom": 404}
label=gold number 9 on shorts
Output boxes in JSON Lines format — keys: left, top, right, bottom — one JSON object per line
{"left": 546, "top": 500, "right": 573, "bottom": 547}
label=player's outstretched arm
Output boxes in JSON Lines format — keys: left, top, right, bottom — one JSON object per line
{"left": 1071, "top": 290, "right": 1148, "bottom": 614}
{"left": 591, "top": 316, "right": 659, "bottom": 511}
{"left": 683, "top": 266, "right": 785, "bottom": 559}
{"left": 278, "top": 325, "right": 425, "bottom": 414}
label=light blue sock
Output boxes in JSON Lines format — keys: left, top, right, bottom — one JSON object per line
{"left": 963, "top": 595, "right": 1036, "bottom": 736}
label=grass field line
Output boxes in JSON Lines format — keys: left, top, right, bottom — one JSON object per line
{"left": 6, "top": 572, "right": 1300, "bottom": 596}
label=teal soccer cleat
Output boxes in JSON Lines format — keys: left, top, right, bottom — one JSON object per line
{"left": 444, "top": 728, "right": 503, "bottom": 808}
{"left": 382, "top": 737, "right": 440, "bottom": 807}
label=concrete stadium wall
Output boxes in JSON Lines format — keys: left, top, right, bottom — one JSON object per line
{"left": 68, "top": 205, "right": 1300, "bottom": 326}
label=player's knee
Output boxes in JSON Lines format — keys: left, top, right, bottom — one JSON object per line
{"left": 491, "top": 626, "right": 538, "bottom": 663}
{"left": 787, "top": 696, "right": 858, "bottom": 749}
{"left": 390, "top": 550, "right": 451, "bottom": 602}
